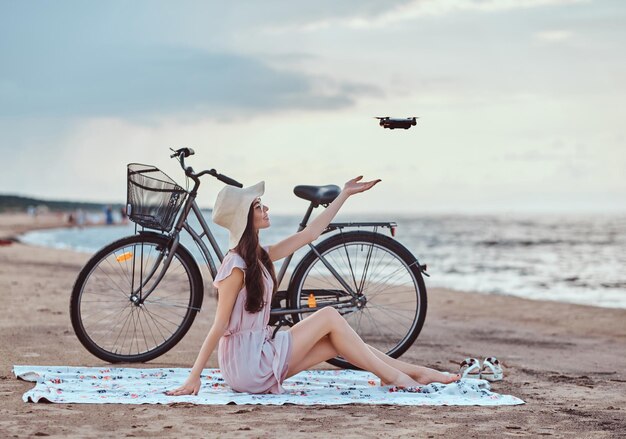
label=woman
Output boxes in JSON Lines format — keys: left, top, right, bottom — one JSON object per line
{"left": 166, "top": 176, "right": 460, "bottom": 396}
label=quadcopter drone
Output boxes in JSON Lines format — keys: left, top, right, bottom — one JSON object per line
{"left": 375, "top": 116, "right": 419, "bottom": 130}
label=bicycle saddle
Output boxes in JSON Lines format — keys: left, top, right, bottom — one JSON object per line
{"left": 293, "top": 184, "right": 341, "bottom": 206}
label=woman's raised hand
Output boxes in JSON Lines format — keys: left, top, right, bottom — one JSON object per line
{"left": 343, "top": 176, "right": 382, "bottom": 196}
{"left": 165, "top": 375, "right": 202, "bottom": 396}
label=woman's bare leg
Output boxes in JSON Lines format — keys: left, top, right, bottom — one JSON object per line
{"left": 286, "top": 332, "right": 459, "bottom": 385}
{"left": 286, "top": 336, "right": 336, "bottom": 378}
{"left": 287, "top": 307, "right": 418, "bottom": 387}
{"left": 366, "top": 346, "right": 460, "bottom": 385}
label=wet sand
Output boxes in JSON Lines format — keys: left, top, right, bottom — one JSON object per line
{"left": 0, "top": 213, "right": 625, "bottom": 438}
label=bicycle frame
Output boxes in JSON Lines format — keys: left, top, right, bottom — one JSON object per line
{"left": 133, "top": 166, "right": 398, "bottom": 320}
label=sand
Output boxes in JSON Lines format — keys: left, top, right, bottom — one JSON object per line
{"left": 0, "top": 213, "right": 625, "bottom": 438}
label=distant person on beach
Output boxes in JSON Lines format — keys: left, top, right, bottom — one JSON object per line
{"left": 76, "top": 208, "right": 86, "bottom": 228}
{"left": 166, "top": 177, "right": 460, "bottom": 396}
{"left": 104, "top": 206, "right": 114, "bottom": 225}
{"left": 120, "top": 206, "right": 128, "bottom": 224}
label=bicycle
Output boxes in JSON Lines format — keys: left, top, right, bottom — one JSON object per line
{"left": 70, "top": 148, "right": 430, "bottom": 369}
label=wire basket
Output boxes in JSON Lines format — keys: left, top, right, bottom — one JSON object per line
{"left": 127, "top": 163, "right": 186, "bottom": 232}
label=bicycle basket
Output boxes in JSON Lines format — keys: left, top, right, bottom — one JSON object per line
{"left": 126, "top": 163, "right": 186, "bottom": 232}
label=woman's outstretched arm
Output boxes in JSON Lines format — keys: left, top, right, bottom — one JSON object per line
{"left": 268, "top": 176, "right": 381, "bottom": 262}
{"left": 165, "top": 268, "right": 243, "bottom": 396}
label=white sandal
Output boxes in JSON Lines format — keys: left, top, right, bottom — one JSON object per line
{"left": 481, "top": 357, "right": 503, "bottom": 381}
{"left": 459, "top": 357, "right": 481, "bottom": 379}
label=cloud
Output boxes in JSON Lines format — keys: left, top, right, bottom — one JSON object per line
{"left": 533, "top": 30, "right": 573, "bottom": 41}
{"left": 0, "top": 44, "right": 380, "bottom": 119}
{"left": 263, "top": 0, "right": 590, "bottom": 32}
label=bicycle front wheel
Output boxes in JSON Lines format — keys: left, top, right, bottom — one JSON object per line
{"left": 288, "top": 231, "right": 427, "bottom": 369}
{"left": 70, "top": 233, "right": 203, "bottom": 363}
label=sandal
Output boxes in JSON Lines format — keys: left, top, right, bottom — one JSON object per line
{"left": 459, "top": 357, "right": 481, "bottom": 379}
{"left": 480, "top": 356, "right": 503, "bottom": 381}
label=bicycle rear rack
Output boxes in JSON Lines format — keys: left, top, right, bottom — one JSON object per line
{"left": 322, "top": 221, "right": 397, "bottom": 237}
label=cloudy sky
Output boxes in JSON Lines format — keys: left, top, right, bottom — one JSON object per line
{"left": 1, "top": 0, "right": 624, "bottom": 214}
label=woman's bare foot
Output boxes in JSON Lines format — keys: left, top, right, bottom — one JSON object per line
{"left": 414, "top": 367, "right": 460, "bottom": 385}
{"left": 385, "top": 371, "right": 420, "bottom": 388}
{"left": 379, "top": 367, "right": 460, "bottom": 386}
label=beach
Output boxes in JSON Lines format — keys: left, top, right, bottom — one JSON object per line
{"left": 1, "top": 213, "right": 625, "bottom": 438}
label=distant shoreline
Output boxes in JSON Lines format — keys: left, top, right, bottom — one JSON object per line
{"left": 0, "top": 212, "right": 122, "bottom": 241}
{"left": 0, "top": 194, "right": 126, "bottom": 214}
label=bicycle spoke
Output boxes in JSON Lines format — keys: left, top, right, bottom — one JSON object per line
{"left": 81, "top": 301, "right": 129, "bottom": 325}
{"left": 95, "top": 263, "right": 132, "bottom": 298}
{"left": 343, "top": 308, "right": 364, "bottom": 337}
{"left": 141, "top": 306, "right": 168, "bottom": 345}
{"left": 144, "top": 300, "right": 194, "bottom": 310}
{"left": 366, "top": 303, "right": 416, "bottom": 323}
{"left": 363, "top": 280, "right": 415, "bottom": 303}
{"left": 110, "top": 306, "right": 134, "bottom": 354}
{"left": 114, "top": 247, "right": 134, "bottom": 289}
{"left": 341, "top": 240, "right": 359, "bottom": 292}
{"left": 144, "top": 284, "right": 190, "bottom": 303}
{"left": 120, "top": 305, "right": 136, "bottom": 355}
{"left": 363, "top": 276, "right": 417, "bottom": 299}
{"left": 141, "top": 304, "right": 183, "bottom": 330}
{"left": 94, "top": 303, "right": 133, "bottom": 347}
{"left": 365, "top": 254, "right": 404, "bottom": 288}
{"left": 350, "top": 241, "right": 362, "bottom": 291}
{"left": 364, "top": 306, "right": 406, "bottom": 340}
{"left": 358, "top": 243, "right": 377, "bottom": 293}
{"left": 144, "top": 292, "right": 189, "bottom": 314}
{"left": 364, "top": 267, "right": 409, "bottom": 298}
{"left": 333, "top": 245, "right": 352, "bottom": 280}
{"left": 310, "top": 263, "right": 343, "bottom": 291}
{"left": 142, "top": 305, "right": 178, "bottom": 342}
{"left": 136, "top": 307, "right": 149, "bottom": 355}
{"left": 131, "top": 306, "right": 141, "bottom": 355}
{"left": 361, "top": 307, "right": 387, "bottom": 340}
{"left": 138, "top": 307, "right": 159, "bottom": 350}
{"left": 367, "top": 298, "right": 419, "bottom": 306}
{"left": 364, "top": 250, "right": 393, "bottom": 284}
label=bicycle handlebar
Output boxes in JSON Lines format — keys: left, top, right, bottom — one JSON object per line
{"left": 170, "top": 147, "right": 243, "bottom": 189}
{"left": 169, "top": 147, "right": 195, "bottom": 159}
{"left": 214, "top": 173, "right": 242, "bottom": 187}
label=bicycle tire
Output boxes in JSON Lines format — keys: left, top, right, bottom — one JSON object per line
{"left": 70, "top": 233, "right": 203, "bottom": 363}
{"left": 288, "top": 230, "right": 427, "bottom": 369}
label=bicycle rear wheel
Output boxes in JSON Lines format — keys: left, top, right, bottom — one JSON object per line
{"left": 70, "top": 233, "right": 203, "bottom": 363}
{"left": 288, "top": 231, "right": 427, "bottom": 369}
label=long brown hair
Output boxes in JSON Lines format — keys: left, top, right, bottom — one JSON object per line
{"left": 235, "top": 204, "right": 277, "bottom": 313}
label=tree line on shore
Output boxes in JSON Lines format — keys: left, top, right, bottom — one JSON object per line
{"left": 0, "top": 195, "right": 123, "bottom": 213}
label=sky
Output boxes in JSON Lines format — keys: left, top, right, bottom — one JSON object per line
{"left": 1, "top": 0, "right": 624, "bottom": 214}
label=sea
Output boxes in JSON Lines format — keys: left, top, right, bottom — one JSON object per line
{"left": 19, "top": 212, "right": 626, "bottom": 309}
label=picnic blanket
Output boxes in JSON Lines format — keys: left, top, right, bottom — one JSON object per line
{"left": 13, "top": 365, "right": 524, "bottom": 406}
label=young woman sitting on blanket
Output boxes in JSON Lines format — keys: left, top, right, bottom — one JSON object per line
{"left": 166, "top": 176, "right": 460, "bottom": 396}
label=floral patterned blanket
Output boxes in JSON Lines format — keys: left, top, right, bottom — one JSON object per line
{"left": 13, "top": 365, "right": 524, "bottom": 406}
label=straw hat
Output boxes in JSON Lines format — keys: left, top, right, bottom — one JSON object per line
{"left": 212, "top": 181, "right": 265, "bottom": 250}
